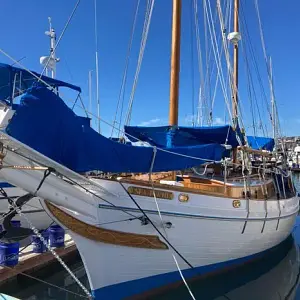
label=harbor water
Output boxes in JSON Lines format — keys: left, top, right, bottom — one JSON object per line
{"left": 2, "top": 175, "right": 300, "bottom": 299}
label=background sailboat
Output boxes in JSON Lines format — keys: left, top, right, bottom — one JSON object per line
{"left": 0, "top": 18, "right": 64, "bottom": 231}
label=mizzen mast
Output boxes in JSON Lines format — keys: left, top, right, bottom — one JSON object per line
{"left": 169, "top": 0, "right": 182, "bottom": 126}
{"left": 232, "top": 0, "right": 239, "bottom": 125}
{"left": 228, "top": 0, "right": 241, "bottom": 164}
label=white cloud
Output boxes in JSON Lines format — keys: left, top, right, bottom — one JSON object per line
{"left": 184, "top": 114, "right": 196, "bottom": 125}
{"left": 214, "top": 117, "right": 225, "bottom": 125}
{"left": 138, "top": 118, "right": 161, "bottom": 126}
{"left": 183, "top": 115, "right": 226, "bottom": 126}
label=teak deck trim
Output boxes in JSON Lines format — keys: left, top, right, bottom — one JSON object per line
{"left": 120, "top": 176, "right": 275, "bottom": 200}
{"left": 45, "top": 201, "right": 168, "bottom": 250}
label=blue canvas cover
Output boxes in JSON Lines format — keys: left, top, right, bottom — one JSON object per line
{"left": 0, "top": 63, "right": 81, "bottom": 104}
{"left": 5, "top": 87, "right": 225, "bottom": 173}
{"left": 247, "top": 135, "right": 274, "bottom": 151}
{"left": 125, "top": 124, "right": 242, "bottom": 148}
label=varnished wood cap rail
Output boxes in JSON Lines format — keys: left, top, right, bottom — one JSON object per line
{"left": 237, "top": 146, "right": 272, "bottom": 157}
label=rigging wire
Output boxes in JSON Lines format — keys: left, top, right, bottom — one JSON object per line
{"left": 0, "top": 46, "right": 258, "bottom": 173}
{"left": 254, "top": 0, "right": 283, "bottom": 140}
{"left": 239, "top": 2, "right": 272, "bottom": 129}
{"left": 206, "top": 0, "right": 231, "bottom": 124}
{"left": 125, "top": 0, "right": 155, "bottom": 126}
{"left": 193, "top": 0, "right": 206, "bottom": 126}
{"left": 0, "top": 47, "right": 280, "bottom": 173}
{"left": 4, "top": 142, "right": 249, "bottom": 300}
{"left": 203, "top": 0, "right": 233, "bottom": 123}
{"left": 254, "top": 0, "right": 269, "bottom": 73}
{"left": 2, "top": 144, "right": 197, "bottom": 297}
{"left": 148, "top": 147, "right": 196, "bottom": 299}
{"left": 58, "top": 48, "right": 74, "bottom": 81}
{"left": 94, "top": 0, "right": 101, "bottom": 133}
{"left": 218, "top": 0, "right": 247, "bottom": 132}
{"left": 206, "top": 0, "right": 226, "bottom": 125}
{"left": 3, "top": 147, "right": 139, "bottom": 221}
{"left": 10, "top": 56, "right": 26, "bottom": 67}
{"left": 119, "top": 181, "right": 194, "bottom": 269}
{"left": 222, "top": 0, "right": 232, "bottom": 125}
{"left": 0, "top": 4, "right": 285, "bottom": 298}
{"left": 0, "top": 47, "right": 217, "bottom": 164}
{"left": 110, "top": 0, "right": 141, "bottom": 137}
{"left": 0, "top": 173, "right": 92, "bottom": 299}
{"left": 151, "top": 192, "right": 196, "bottom": 299}
{"left": 203, "top": 0, "right": 231, "bottom": 119}
{"left": 241, "top": 42, "right": 258, "bottom": 136}
{"left": 240, "top": 37, "right": 266, "bottom": 137}
{"left": 202, "top": 0, "right": 210, "bottom": 123}
{"left": 62, "top": 174, "right": 138, "bottom": 219}
{"left": 215, "top": 0, "right": 239, "bottom": 121}
{"left": 2, "top": 145, "right": 282, "bottom": 300}
{"left": 215, "top": 0, "right": 248, "bottom": 135}
{"left": 88, "top": 70, "right": 93, "bottom": 116}
{"left": 190, "top": 0, "right": 195, "bottom": 126}
{"left": 38, "top": 0, "right": 81, "bottom": 81}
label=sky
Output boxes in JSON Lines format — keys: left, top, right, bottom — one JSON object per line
{"left": 1, "top": 0, "right": 300, "bottom": 137}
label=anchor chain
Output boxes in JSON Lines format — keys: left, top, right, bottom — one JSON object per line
{"left": 15, "top": 205, "right": 93, "bottom": 299}
{"left": 0, "top": 161, "right": 93, "bottom": 299}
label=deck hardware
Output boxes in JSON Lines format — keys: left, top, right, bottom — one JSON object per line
{"left": 232, "top": 200, "right": 241, "bottom": 208}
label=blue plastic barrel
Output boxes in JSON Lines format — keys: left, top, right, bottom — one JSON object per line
{"left": 48, "top": 225, "right": 65, "bottom": 248}
{"left": 31, "top": 230, "right": 49, "bottom": 253}
{"left": 10, "top": 220, "right": 21, "bottom": 228}
{"left": 0, "top": 242, "right": 20, "bottom": 266}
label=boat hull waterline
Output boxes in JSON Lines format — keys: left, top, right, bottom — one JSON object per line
{"left": 43, "top": 197, "right": 297, "bottom": 299}
{"left": 0, "top": 146, "right": 298, "bottom": 299}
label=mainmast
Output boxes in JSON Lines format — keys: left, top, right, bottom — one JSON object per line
{"left": 169, "top": 0, "right": 182, "bottom": 126}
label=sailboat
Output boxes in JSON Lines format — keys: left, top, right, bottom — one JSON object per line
{"left": 0, "top": 18, "right": 61, "bottom": 231}
{"left": 0, "top": 0, "right": 298, "bottom": 299}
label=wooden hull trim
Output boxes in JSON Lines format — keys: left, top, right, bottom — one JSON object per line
{"left": 45, "top": 201, "right": 168, "bottom": 250}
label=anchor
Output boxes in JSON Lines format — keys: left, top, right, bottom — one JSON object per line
{"left": 0, "top": 193, "right": 34, "bottom": 243}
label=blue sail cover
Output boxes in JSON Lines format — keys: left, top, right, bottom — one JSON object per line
{"left": 247, "top": 135, "right": 274, "bottom": 151}
{"left": 5, "top": 87, "right": 225, "bottom": 173}
{"left": 125, "top": 124, "right": 243, "bottom": 148}
{"left": 0, "top": 63, "right": 81, "bottom": 104}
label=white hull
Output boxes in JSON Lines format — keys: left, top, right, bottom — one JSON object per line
{"left": 0, "top": 144, "right": 298, "bottom": 299}
{"left": 48, "top": 179, "right": 298, "bottom": 298}
{"left": 66, "top": 211, "right": 296, "bottom": 299}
